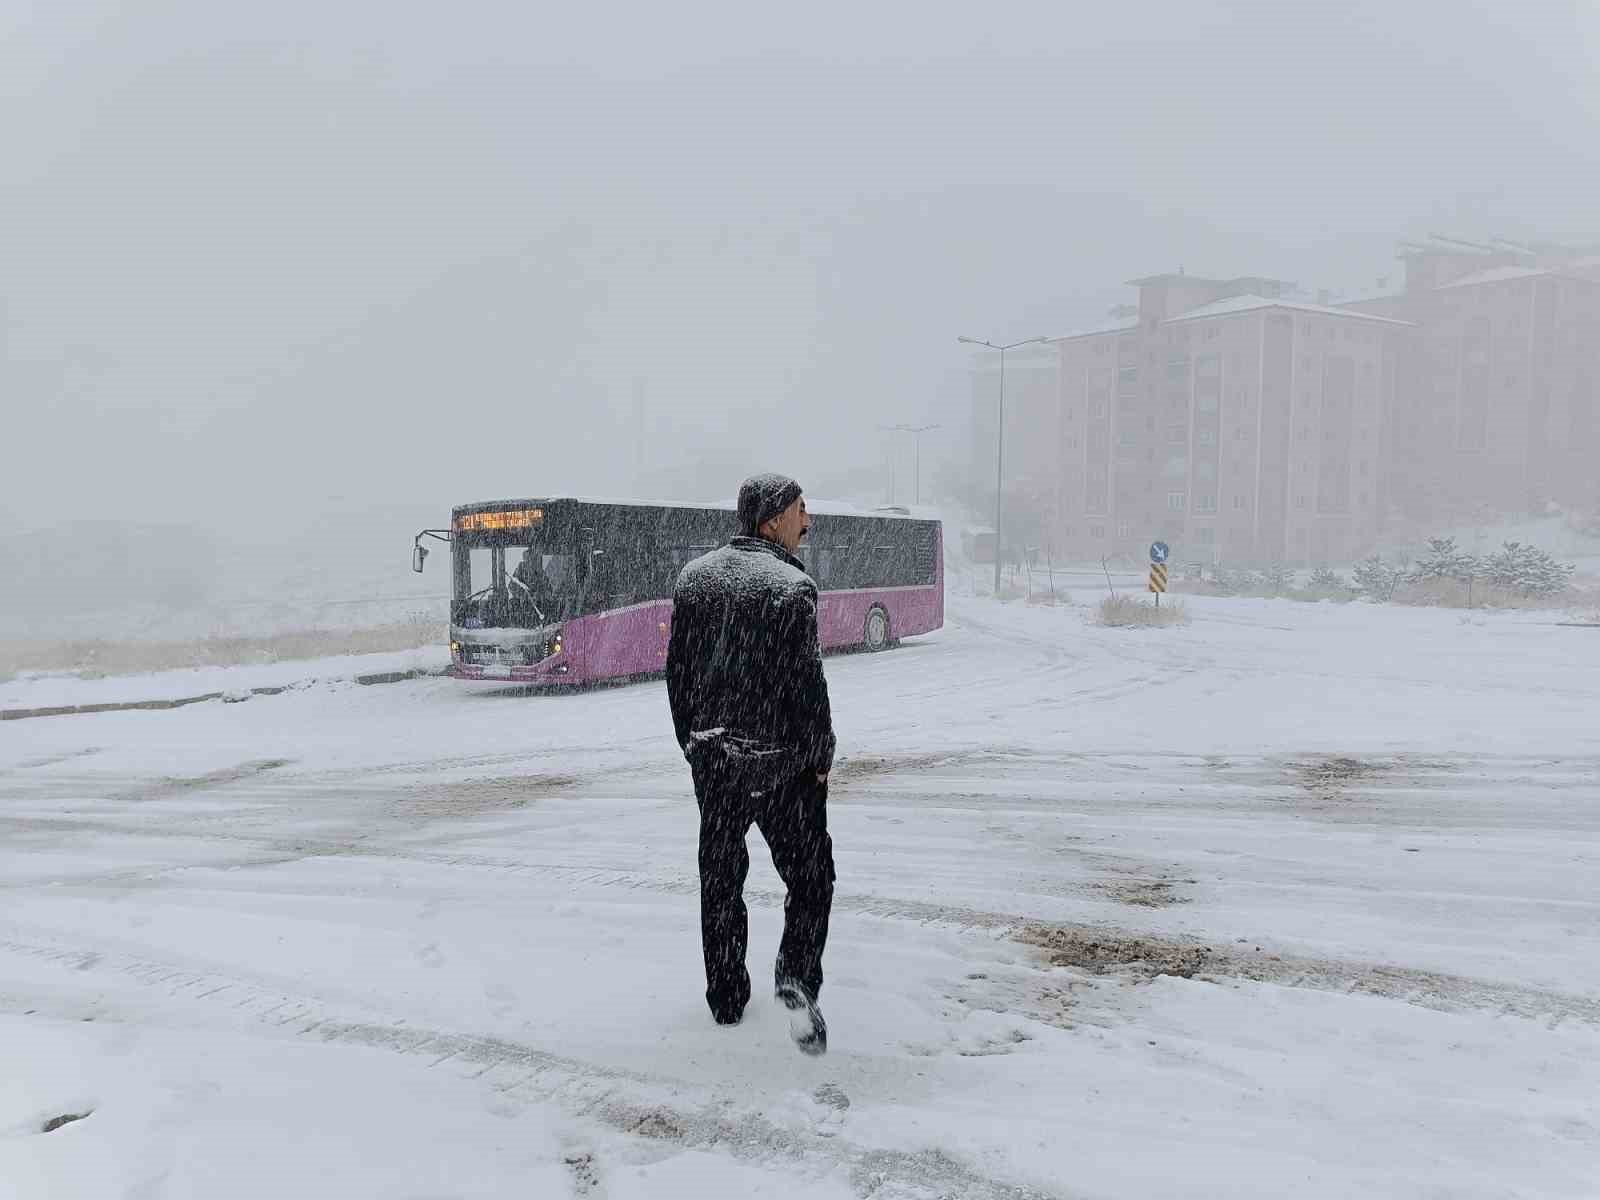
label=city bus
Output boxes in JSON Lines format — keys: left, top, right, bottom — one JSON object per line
{"left": 412, "top": 497, "right": 943, "bottom": 685}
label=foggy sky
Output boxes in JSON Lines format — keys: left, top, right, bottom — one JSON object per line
{"left": 4, "top": 0, "right": 1597, "bottom": 540}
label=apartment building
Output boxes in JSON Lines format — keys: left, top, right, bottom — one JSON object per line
{"left": 969, "top": 239, "right": 1600, "bottom": 568}
{"left": 1341, "top": 242, "right": 1600, "bottom": 519}
{"left": 1049, "top": 275, "right": 1408, "bottom": 567}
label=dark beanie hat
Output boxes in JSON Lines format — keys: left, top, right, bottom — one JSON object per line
{"left": 736, "top": 473, "right": 803, "bottom": 536}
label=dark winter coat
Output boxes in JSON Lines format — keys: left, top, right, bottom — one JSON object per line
{"left": 666, "top": 536, "right": 836, "bottom": 778}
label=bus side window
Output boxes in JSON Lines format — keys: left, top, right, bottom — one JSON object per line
{"left": 841, "top": 542, "right": 870, "bottom": 590}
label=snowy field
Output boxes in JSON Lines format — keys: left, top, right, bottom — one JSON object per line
{"left": 3, "top": 591, "right": 1598, "bottom": 1198}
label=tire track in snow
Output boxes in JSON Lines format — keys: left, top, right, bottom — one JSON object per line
{"left": 0, "top": 934, "right": 1073, "bottom": 1200}
{"left": 1017, "top": 922, "right": 1600, "bottom": 1028}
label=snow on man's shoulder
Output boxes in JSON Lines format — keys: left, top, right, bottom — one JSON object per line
{"left": 675, "top": 542, "right": 814, "bottom": 602}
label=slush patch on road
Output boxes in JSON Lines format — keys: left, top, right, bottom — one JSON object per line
{"left": 1284, "top": 753, "right": 1459, "bottom": 802}
{"left": 118, "top": 758, "right": 292, "bottom": 802}
{"left": 1019, "top": 921, "right": 1600, "bottom": 1026}
{"left": 1095, "top": 879, "right": 1188, "bottom": 908}
{"left": 40, "top": 1110, "right": 92, "bottom": 1133}
{"left": 11, "top": 747, "right": 103, "bottom": 770}
{"left": 831, "top": 752, "right": 958, "bottom": 783}
{"left": 615, "top": 1106, "right": 688, "bottom": 1141}
{"left": 1024, "top": 926, "right": 1210, "bottom": 980}
{"left": 387, "top": 774, "right": 581, "bottom": 818}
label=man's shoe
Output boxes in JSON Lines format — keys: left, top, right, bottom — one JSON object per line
{"left": 774, "top": 981, "right": 827, "bottom": 1056}
{"left": 710, "top": 1003, "right": 745, "bottom": 1026}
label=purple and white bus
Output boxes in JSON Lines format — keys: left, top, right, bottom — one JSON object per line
{"left": 412, "top": 498, "right": 943, "bottom": 685}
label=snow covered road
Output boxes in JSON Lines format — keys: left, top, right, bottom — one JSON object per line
{"left": 3, "top": 593, "right": 1598, "bottom": 1198}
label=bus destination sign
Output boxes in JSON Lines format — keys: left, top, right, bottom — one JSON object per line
{"left": 454, "top": 508, "right": 544, "bottom": 533}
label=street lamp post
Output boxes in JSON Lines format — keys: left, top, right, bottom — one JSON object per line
{"left": 958, "top": 335, "right": 1051, "bottom": 596}
{"left": 878, "top": 423, "right": 942, "bottom": 505}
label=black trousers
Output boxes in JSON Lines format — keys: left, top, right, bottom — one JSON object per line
{"left": 690, "top": 756, "right": 835, "bottom": 1022}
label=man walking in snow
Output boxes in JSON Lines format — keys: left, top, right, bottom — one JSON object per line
{"left": 665, "top": 473, "right": 836, "bottom": 1055}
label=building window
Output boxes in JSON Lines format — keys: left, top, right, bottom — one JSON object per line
{"left": 1295, "top": 495, "right": 1309, "bottom": 510}
{"left": 1195, "top": 494, "right": 1217, "bottom": 513}
{"left": 1232, "top": 494, "right": 1247, "bottom": 510}
{"left": 1233, "top": 427, "right": 1247, "bottom": 441}
{"left": 1167, "top": 492, "right": 1187, "bottom": 512}
{"left": 1198, "top": 428, "right": 1217, "bottom": 446}
{"left": 1168, "top": 425, "right": 1187, "bottom": 444}
{"left": 1117, "top": 521, "right": 1133, "bottom": 539}
{"left": 1359, "top": 460, "right": 1369, "bottom": 477}
{"left": 1091, "top": 524, "right": 1106, "bottom": 538}
{"left": 1196, "top": 527, "right": 1215, "bottom": 544}
{"left": 1119, "top": 429, "right": 1138, "bottom": 447}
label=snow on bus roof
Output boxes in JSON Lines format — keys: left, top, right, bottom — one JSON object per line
{"left": 452, "top": 497, "right": 935, "bottom": 520}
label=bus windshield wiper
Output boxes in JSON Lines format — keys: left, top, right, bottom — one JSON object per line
{"left": 509, "top": 575, "right": 546, "bottom": 623}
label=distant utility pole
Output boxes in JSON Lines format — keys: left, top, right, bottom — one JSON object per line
{"left": 957, "top": 335, "right": 1051, "bottom": 595}
{"left": 878, "top": 423, "right": 942, "bottom": 505}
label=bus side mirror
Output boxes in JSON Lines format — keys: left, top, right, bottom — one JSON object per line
{"left": 413, "top": 545, "right": 428, "bottom": 573}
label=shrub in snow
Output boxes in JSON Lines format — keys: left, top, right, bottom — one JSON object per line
{"left": 1098, "top": 595, "right": 1189, "bottom": 627}
{"left": 1410, "top": 536, "right": 1480, "bottom": 584}
{"left": 1209, "top": 566, "right": 1247, "bottom": 596}
{"left": 1482, "top": 542, "right": 1575, "bottom": 598}
{"left": 1352, "top": 555, "right": 1407, "bottom": 602}
{"left": 1306, "top": 567, "right": 1350, "bottom": 595}
{"left": 1259, "top": 562, "right": 1294, "bottom": 596}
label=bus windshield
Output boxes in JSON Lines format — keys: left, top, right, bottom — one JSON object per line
{"left": 453, "top": 530, "right": 576, "bottom": 630}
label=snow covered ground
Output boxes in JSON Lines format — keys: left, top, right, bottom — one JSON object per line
{"left": 3, "top": 591, "right": 1598, "bottom": 1198}
{"left": 1, "top": 646, "right": 450, "bottom": 713}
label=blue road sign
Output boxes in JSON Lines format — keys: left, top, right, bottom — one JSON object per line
{"left": 1150, "top": 541, "right": 1170, "bottom": 565}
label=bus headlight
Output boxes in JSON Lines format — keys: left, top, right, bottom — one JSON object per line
{"left": 450, "top": 640, "right": 462, "bottom": 660}
{"left": 529, "top": 629, "right": 562, "bottom": 662}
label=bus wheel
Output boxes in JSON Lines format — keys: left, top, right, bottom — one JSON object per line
{"left": 863, "top": 606, "right": 891, "bottom": 652}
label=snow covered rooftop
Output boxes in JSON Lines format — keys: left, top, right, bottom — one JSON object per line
{"left": 1334, "top": 287, "right": 1408, "bottom": 307}
{"left": 1044, "top": 317, "right": 1140, "bottom": 344}
{"left": 1163, "top": 294, "right": 1414, "bottom": 326}
{"left": 1434, "top": 265, "right": 1549, "bottom": 290}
